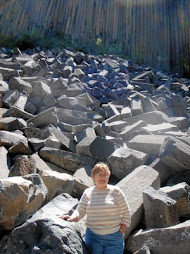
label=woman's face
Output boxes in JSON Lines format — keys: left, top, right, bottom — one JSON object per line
{"left": 93, "top": 171, "right": 110, "bottom": 190}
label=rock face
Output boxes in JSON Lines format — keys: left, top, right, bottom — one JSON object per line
{"left": 0, "top": 46, "right": 189, "bottom": 253}
{"left": 0, "top": 0, "right": 189, "bottom": 75}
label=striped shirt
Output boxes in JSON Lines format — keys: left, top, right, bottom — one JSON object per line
{"left": 73, "top": 184, "right": 131, "bottom": 235}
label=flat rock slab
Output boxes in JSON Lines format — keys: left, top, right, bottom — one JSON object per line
{"left": 126, "top": 220, "right": 190, "bottom": 254}
{"left": 128, "top": 135, "right": 168, "bottom": 157}
{"left": 39, "top": 147, "right": 95, "bottom": 172}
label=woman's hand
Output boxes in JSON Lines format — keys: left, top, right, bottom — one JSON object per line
{"left": 119, "top": 224, "right": 127, "bottom": 235}
{"left": 59, "top": 214, "right": 79, "bottom": 222}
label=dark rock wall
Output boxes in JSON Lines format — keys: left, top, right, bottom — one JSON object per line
{"left": 0, "top": 0, "right": 189, "bottom": 75}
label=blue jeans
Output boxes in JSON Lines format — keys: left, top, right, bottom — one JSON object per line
{"left": 85, "top": 228, "right": 124, "bottom": 254}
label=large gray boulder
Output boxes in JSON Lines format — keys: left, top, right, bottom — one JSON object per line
{"left": 108, "top": 147, "right": 148, "bottom": 179}
{"left": 161, "top": 182, "right": 190, "bottom": 219}
{"left": 0, "top": 117, "right": 27, "bottom": 131}
{"left": 159, "top": 136, "right": 190, "bottom": 171}
{"left": 143, "top": 187, "right": 178, "bottom": 228}
{"left": 117, "top": 165, "right": 160, "bottom": 238}
{"left": 128, "top": 135, "right": 168, "bottom": 157}
{"left": 0, "top": 130, "right": 27, "bottom": 147}
{"left": 39, "top": 147, "right": 95, "bottom": 172}
{"left": 0, "top": 174, "right": 47, "bottom": 232}
{"left": 9, "top": 155, "right": 37, "bottom": 177}
{"left": 5, "top": 193, "right": 88, "bottom": 253}
{"left": 126, "top": 220, "right": 190, "bottom": 254}
{"left": 9, "top": 77, "right": 32, "bottom": 94}
{"left": 27, "top": 107, "right": 59, "bottom": 128}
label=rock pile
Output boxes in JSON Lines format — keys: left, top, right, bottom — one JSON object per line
{"left": 0, "top": 46, "right": 190, "bottom": 254}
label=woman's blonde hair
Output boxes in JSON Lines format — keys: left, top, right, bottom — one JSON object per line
{"left": 91, "top": 162, "right": 111, "bottom": 178}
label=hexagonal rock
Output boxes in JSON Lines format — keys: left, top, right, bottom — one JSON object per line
{"left": 108, "top": 147, "right": 148, "bottom": 179}
{"left": 0, "top": 174, "right": 47, "bottom": 232}
{"left": 39, "top": 147, "right": 95, "bottom": 172}
{"left": 143, "top": 187, "right": 177, "bottom": 228}
{"left": 77, "top": 136, "right": 115, "bottom": 161}
{"left": 126, "top": 220, "right": 190, "bottom": 254}
{"left": 159, "top": 136, "right": 190, "bottom": 172}
{"left": 117, "top": 165, "right": 160, "bottom": 238}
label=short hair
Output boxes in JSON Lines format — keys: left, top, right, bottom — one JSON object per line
{"left": 91, "top": 162, "right": 111, "bottom": 178}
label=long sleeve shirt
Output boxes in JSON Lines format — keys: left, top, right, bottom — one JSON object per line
{"left": 72, "top": 184, "right": 131, "bottom": 235}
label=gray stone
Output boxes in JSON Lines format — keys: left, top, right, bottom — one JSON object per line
{"left": 0, "top": 80, "right": 9, "bottom": 94}
{"left": 159, "top": 136, "right": 190, "bottom": 172}
{"left": 9, "top": 155, "right": 37, "bottom": 177}
{"left": 109, "top": 120, "right": 127, "bottom": 133}
{"left": 141, "top": 97, "right": 156, "bottom": 113}
{"left": 6, "top": 194, "right": 89, "bottom": 254}
{"left": 39, "top": 147, "right": 95, "bottom": 172}
{"left": 120, "top": 120, "right": 147, "bottom": 141}
{"left": 27, "top": 107, "right": 59, "bottom": 128}
{"left": 149, "top": 158, "right": 173, "bottom": 185}
{"left": 0, "top": 67, "right": 19, "bottom": 81}
{"left": 56, "top": 108, "right": 93, "bottom": 126}
{"left": 0, "top": 117, "right": 27, "bottom": 131}
{"left": 133, "top": 246, "right": 151, "bottom": 254}
{"left": 40, "top": 170, "right": 74, "bottom": 203}
{"left": 44, "top": 134, "right": 62, "bottom": 149}
{"left": 143, "top": 187, "right": 178, "bottom": 228}
{"left": 0, "top": 130, "right": 27, "bottom": 148}
{"left": 161, "top": 182, "right": 190, "bottom": 219}
{"left": 4, "top": 102, "right": 32, "bottom": 120}
{"left": 43, "top": 93, "right": 56, "bottom": 107}
{"left": 102, "top": 103, "right": 120, "bottom": 118}
{"left": 142, "top": 122, "right": 179, "bottom": 134}
{"left": 0, "top": 174, "right": 47, "bottom": 232}
{"left": 0, "top": 146, "right": 10, "bottom": 179}
{"left": 62, "top": 65, "right": 73, "bottom": 78}
{"left": 117, "top": 165, "right": 160, "bottom": 238}
{"left": 131, "top": 99, "right": 143, "bottom": 116}
{"left": 9, "top": 77, "right": 32, "bottom": 94}
{"left": 120, "top": 106, "right": 132, "bottom": 119}
{"left": 79, "top": 136, "right": 115, "bottom": 161}
{"left": 108, "top": 147, "right": 148, "bottom": 179}
{"left": 2, "top": 90, "right": 19, "bottom": 108}
{"left": 128, "top": 135, "right": 168, "bottom": 157}
{"left": 12, "top": 91, "right": 28, "bottom": 110}
{"left": 32, "top": 81, "right": 51, "bottom": 97}
{"left": 44, "top": 125, "right": 76, "bottom": 152}
{"left": 126, "top": 220, "right": 190, "bottom": 254}
{"left": 57, "top": 95, "right": 87, "bottom": 109}
{"left": 8, "top": 140, "right": 33, "bottom": 155}
{"left": 76, "top": 127, "right": 96, "bottom": 143}
{"left": 28, "top": 137, "right": 45, "bottom": 151}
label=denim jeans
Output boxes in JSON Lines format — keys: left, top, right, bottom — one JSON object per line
{"left": 85, "top": 228, "right": 124, "bottom": 254}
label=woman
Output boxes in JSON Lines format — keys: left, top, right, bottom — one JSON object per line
{"left": 60, "top": 162, "right": 131, "bottom": 254}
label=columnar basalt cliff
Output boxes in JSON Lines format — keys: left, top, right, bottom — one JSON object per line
{"left": 0, "top": 0, "right": 189, "bottom": 76}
